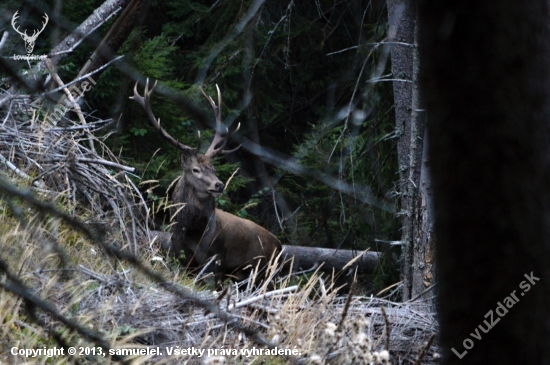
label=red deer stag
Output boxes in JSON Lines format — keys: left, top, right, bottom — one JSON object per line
{"left": 131, "top": 80, "right": 281, "bottom": 285}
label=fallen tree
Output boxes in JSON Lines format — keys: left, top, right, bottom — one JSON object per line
{"left": 147, "top": 230, "right": 382, "bottom": 274}
{"left": 280, "top": 245, "right": 381, "bottom": 274}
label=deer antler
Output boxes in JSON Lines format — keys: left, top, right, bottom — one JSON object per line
{"left": 200, "top": 84, "right": 241, "bottom": 158}
{"left": 11, "top": 11, "right": 26, "bottom": 37}
{"left": 11, "top": 12, "right": 48, "bottom": 39}
{"left": 130, "top": 79, "right": 197, "bottom": 155}
{"left": 34, "top": 13, "right": 49, "bottom": 38}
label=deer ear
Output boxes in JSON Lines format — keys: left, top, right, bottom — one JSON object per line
{"left": 180, "top": 153, "right": 191, "bottom": 167}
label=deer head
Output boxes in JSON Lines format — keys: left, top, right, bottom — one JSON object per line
{"left": 130, "top": 79, "right": 240, "bottom": 200}
{"left": 11, "top": 11, "right": 49, "bottom": 54}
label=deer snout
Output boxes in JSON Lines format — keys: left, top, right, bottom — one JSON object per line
{"left": 214, "top": 182, "right": 224, "bottom": 192}
{"left": 207, "top": 181, "right": 225, "bottom": 196}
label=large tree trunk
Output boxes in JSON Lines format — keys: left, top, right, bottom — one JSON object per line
{"left": 418, "top": 0, "right": 550, "bottom": 364}
{"left": 387, "top": 0, "right": 432, "bottom": 301}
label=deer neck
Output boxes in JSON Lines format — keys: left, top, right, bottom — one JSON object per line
{"left": 175, "top": 178, "right": 216, "bottom": 230}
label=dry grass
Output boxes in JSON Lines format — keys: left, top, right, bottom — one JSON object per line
{"left": 0, "top": 208, "right": 439, "bottom": 364}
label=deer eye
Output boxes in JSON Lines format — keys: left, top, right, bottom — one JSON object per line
{"left": 192, "top": 167, "right": 200, "bottom": 173}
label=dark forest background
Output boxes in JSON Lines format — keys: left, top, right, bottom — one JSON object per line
{"left": 1, "top": 0, "right": 400, "bottom": 290}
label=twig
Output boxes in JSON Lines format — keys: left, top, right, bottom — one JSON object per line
{"left": 281, "top": 204, "right": 302, "bottom": 225}
{"left": 78, "top": 265, "right": 108, "bottom": 283}
{"left": 367, "top": 77, "right": 413, "bottom": 84}
{"left": 0, "top": 153, "right": 45, "bottom": 188}
{"left": 413, "top": 334, "right": 435, "bottom": 365}
{"left": 272, "top": 188, "right": 283, "bottom": 230}
{"left": 319, "top": 277, "right": 327, "bottom": 298}
{"left": 2, "top": 99, "right": 13, "bottom": 125}
{"left": 124, "top": 175, "right": 150, "bottom": 239}
{"left": 407, "top": 283, "right": 436, "bottom": 304}
{"left": 227, "top": 285, "right": 298, "bottom": 310}
{"left": 337, "top": 279, "right": 356, "bottom": 332}
{"left": 45, "top": 59, "right": 96, "bottom": 153}
{"left": 381, "top": 307, "right": 391, "bottom": 350}
{"left": 288, "top": 263, "right": 319, "bottom": 277}
{"left": 194, "top": 256, "right": 218, "bottom": 285}
{"left": 118, "top": 185, "right": 138, "bottom": 255}
{"left": 247, "top": 303, "right": 279, "bottom": 314}
{"left": 46, "top": 118, "right": 112, "bottom": 131}
{"left": 41, "top": 55, "right": 123, "bottom": 98}
{"left": 0, "top": 94, "right": 28, "bottom": 109}
{"left": 326, "top": 41, "right": 415, "bottom": 56}
{"left": 44, "top": 157, "right": 135, "bottom": 172}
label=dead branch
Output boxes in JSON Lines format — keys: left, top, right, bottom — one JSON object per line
{"left": 75, "top": 0, "right": 150, "bottom": 80}
{"left": 0, "top": 85, "right": 145, "bottom": 256}
{"left": 42, "top": 55, "right": 124, "bottom": 98}
{"left": 0, "top": 31, "right": 8, "bottom": 51}
{"left": 46, "top": 0, "right": 129, "bottom": 68}
{"left": 45, "top": 59, "right": 95, "bottom": 152}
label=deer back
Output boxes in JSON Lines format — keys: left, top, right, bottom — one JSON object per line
{"left": 214, "top": 209, "right": 281, "bottom": 280}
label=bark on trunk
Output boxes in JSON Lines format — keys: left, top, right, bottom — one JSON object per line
{"left": 387, "top": 0, "right": 431, "bottom": 301}
{"left": 413, "top": 126, "right": 435, "bottom": 308}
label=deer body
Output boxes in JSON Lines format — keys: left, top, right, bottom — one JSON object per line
{"left": 131, "top": 81, "right": 281, "bottom": 285}
{"left": 214, "top": 209, "right": 281, "bottom": 281}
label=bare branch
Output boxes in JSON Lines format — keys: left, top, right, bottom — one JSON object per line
{"left": 0, "top": 153, "right": 45, "bottom": 188}
{"left": 0, "top": 31, "right": 8, "bottom": 51}
{"left": 46, "top": 0, "right": 129, "bottom": 67}
{"left": 41, "top": 55, "right": 124, "bottom": 98}
{"left": 44, "top": 157, "right": 135, "bottom": 172}
{"left": 46, "top": 7, "right": 122, "bottom": 59}
{"left": 45, "top": 59, "right": 96, "bottom": 153}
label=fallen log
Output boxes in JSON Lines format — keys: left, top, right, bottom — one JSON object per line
{"left": 280, "top": 245, "right": 381, "bottom": 274}
{"left": 146, "top": 230, "right": 381, "bottom": 274}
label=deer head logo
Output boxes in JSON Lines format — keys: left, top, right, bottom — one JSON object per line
{"left": 11, "top": 11, "right": 49, "bottom": 54}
